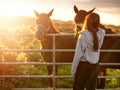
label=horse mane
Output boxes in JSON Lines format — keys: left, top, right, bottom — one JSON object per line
{"left": 48, "top": 20, "right": 61, "bottom": 34}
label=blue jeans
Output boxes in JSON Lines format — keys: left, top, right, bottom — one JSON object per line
{"left": 73, "top": 61, "right": 99, "bottom": 90}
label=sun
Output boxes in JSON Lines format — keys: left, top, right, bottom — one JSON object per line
{"left": 0, "top": 1, "right": 33, "bottom": 17}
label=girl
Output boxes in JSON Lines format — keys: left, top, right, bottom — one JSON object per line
{"left": 71, "top": 13, "right": 105, "bottom": 90}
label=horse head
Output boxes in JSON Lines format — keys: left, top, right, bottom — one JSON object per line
{"left": 73, "top": 5, "right": 95, "bottom": 40}
{"left": 34, "top": 9, "right": 53, "bottom": 40}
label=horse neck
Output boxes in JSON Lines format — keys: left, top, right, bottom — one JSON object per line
{"left": 48, "top": 21, "right": 60, "bottom": 34}
{"left": 41, "top": 21, "right": 59, "bottom": 49}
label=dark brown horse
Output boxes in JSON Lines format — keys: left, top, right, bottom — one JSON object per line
{"left": 73, "top": 5, "right": 120, "bottom": 89}
{"left": 34, "top": 9, "right": 76, "bottom": 87}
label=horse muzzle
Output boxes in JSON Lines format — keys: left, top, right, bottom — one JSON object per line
{"left": 36, "top": 29, "right": 46, "bottom": 40}
{"left": 75, "top": 23, "right": 83, "bottom": 32}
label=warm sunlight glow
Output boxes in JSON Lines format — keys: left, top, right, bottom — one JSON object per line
{"left": 0, "top": 0, "right": 119, "bottom": 26}
{"left": 99, "top": 13, "right": 120, "bottom": 26}
{"left": 0, "top": 1, "right": 33, "bottom": 17}
{"left": 51, "top": 9, "right": 75, "bottom": 21}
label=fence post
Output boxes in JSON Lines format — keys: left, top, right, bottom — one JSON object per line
{"left": 52, "top": 35, "right": 56, "bottom": 90}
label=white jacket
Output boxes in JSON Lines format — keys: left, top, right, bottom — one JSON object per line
{"left": 71, "top": 28, "right": 105, "bottom": 75}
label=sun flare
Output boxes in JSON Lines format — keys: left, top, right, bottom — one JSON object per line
{"left": 0, "top": 1, "right": 33, "bottom": 17}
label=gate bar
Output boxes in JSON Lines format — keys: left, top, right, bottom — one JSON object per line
{"left": 0, "top": 62, "right": 120, "bottom": 65}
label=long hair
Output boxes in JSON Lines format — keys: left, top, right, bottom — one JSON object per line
{"left": 86, "top": 13, "right": 100, "bottom": 51}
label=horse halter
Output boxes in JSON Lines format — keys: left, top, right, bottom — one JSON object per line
{"left": 36, "top": 19, "right": 51, "bottom": 40}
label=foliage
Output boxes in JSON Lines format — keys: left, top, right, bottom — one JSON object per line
{"left": 105, "top": 69, "right": 120, "bottom": 88}
{"left": 0, "top": 16, "right": 120, "bottom": 89}
{"left": 53, "top": 20, "right": 75, "bottom": 33}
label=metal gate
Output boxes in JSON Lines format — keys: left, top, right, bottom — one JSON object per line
{"left": 0, "top": 33, "right": 120, "bottom": 90}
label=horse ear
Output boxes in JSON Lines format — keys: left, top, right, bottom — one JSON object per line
{"left": 48, "top": 9, "right": 54, "bottom": 16}
{"left": 74, "top": 5, "right": 79, "bottom": 14}
{"left": 34, "top": 10, "right": 40, "bottom": 17}
{"left": 87, "top": 8, "right": 95, "bottom": 15}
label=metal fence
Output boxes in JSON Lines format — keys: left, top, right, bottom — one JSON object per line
{"left": 0, "top": 33, "right": 120, "bottom": 90}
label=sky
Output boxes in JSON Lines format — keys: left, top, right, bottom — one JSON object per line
{"left": 0, "top": 0, "right": 120, "bottom": 26}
